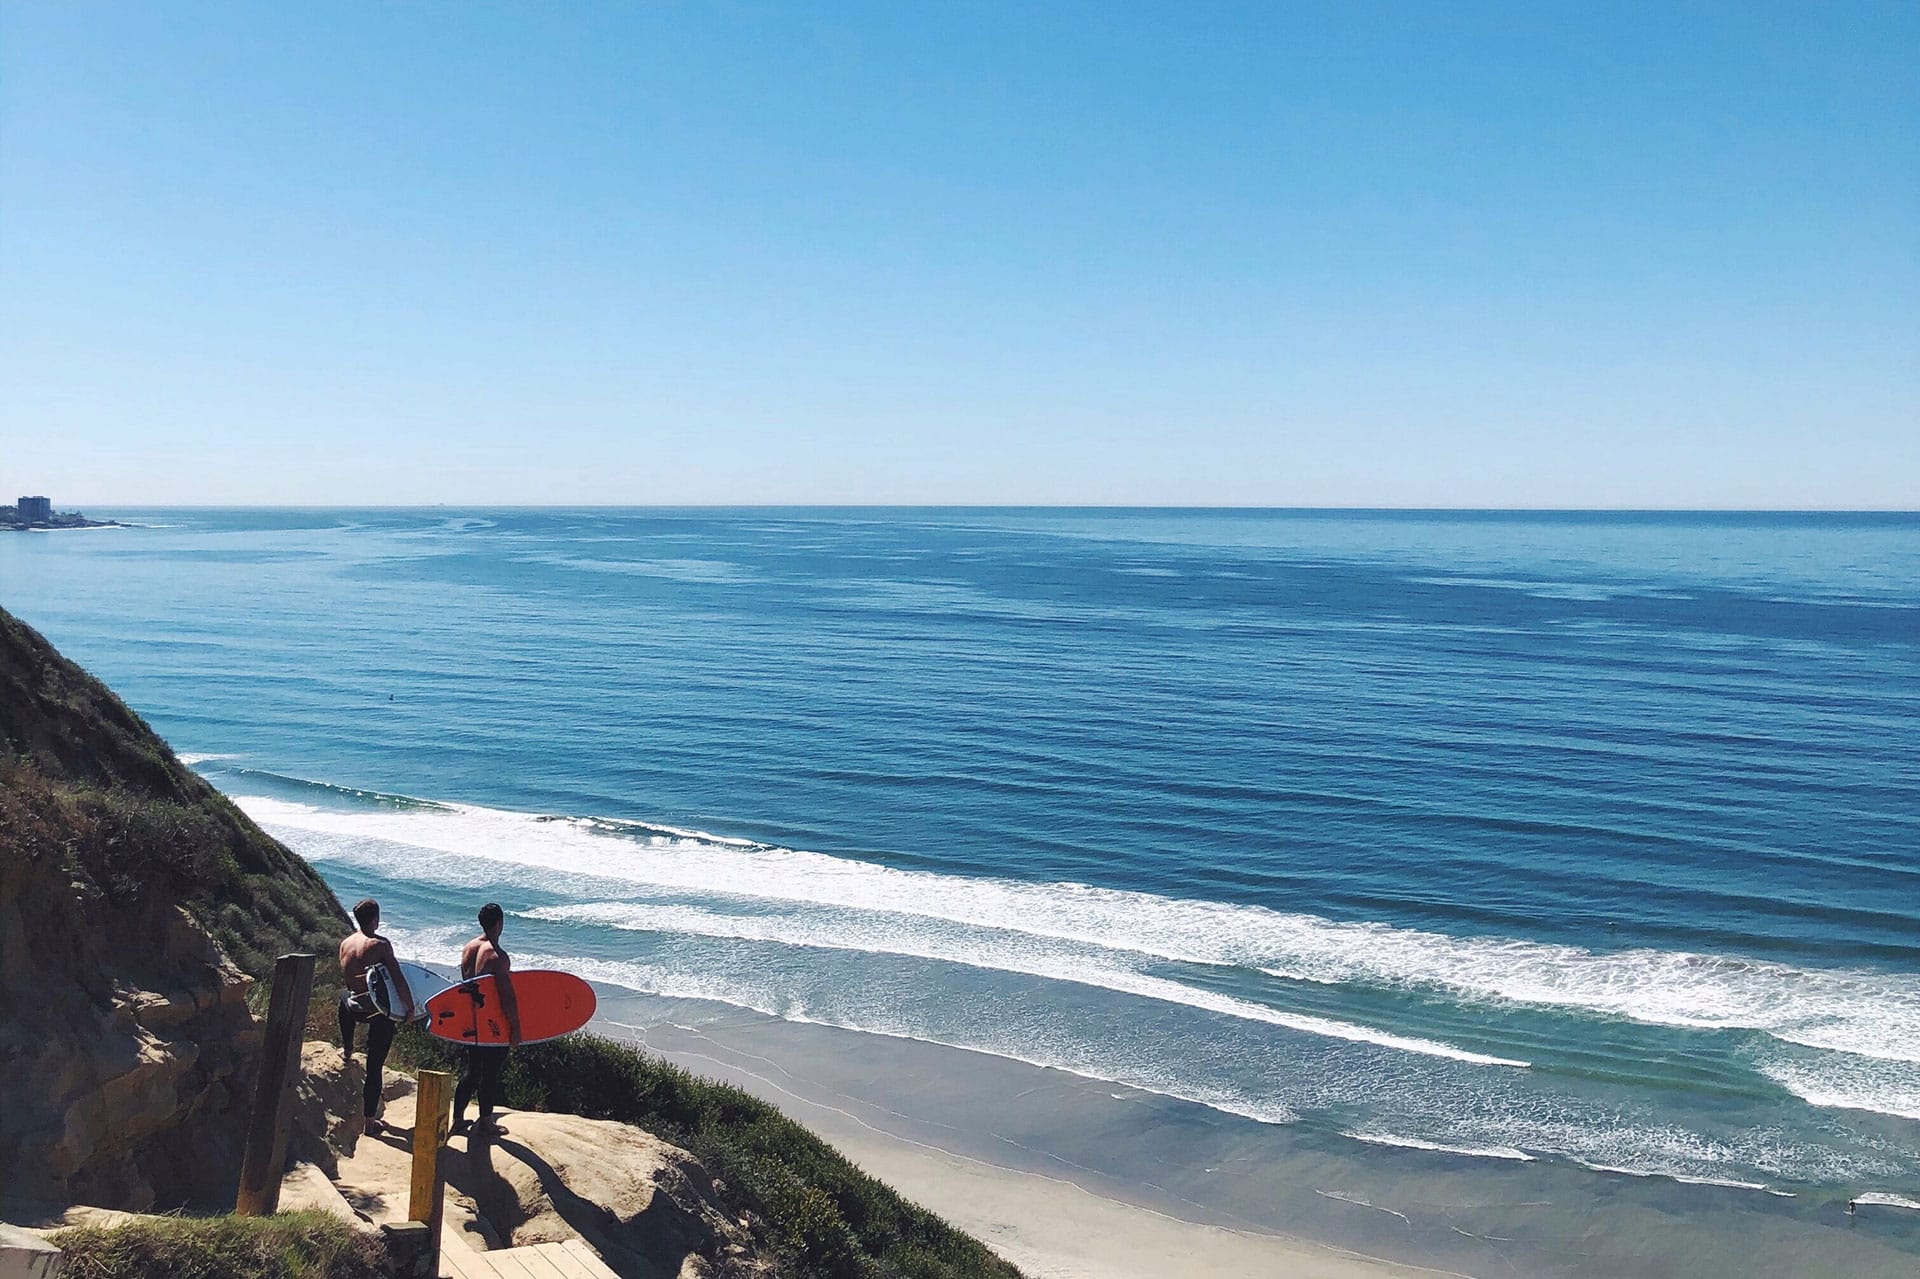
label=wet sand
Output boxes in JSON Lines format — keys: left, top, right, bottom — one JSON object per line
{"left": 809, "top": 1123, "right": 1447, "bottom": 1278}
{"left": 591, "top": 990, "right": 1920, "bottom": 1279}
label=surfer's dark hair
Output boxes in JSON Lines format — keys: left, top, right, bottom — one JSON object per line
{"left": 478, "top": 902, "right": 504, "bottom": 931}
{"left": 352, "top": 898, "right": 379, "bottom": 931}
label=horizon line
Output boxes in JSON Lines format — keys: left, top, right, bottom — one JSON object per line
{"left": 43, "top": 502, "right": 1920, "bottom": 516}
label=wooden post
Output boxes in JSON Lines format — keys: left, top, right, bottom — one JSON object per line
{"left": 235, "top": 952, "right": 316, "bottom": 1216}
{"left": 409, "top": 1068, "right": 454, "bottom": 1275}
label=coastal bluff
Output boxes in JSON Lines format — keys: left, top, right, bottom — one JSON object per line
{"left": 0, "top": 603, "right": 343, "bottom": 1208}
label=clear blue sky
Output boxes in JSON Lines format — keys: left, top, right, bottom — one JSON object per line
{"left": 2, "top": 2, "right": 1914, "bottom": 507}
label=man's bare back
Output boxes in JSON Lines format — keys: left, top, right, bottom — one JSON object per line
{"left": 340, "top": 930, "right": 394, "bottom": 995}
{"left": 459, "top": 919, "right": 521, "bottom": 1045}
{"left": 460, "top": 935, "right": 510, "bottom": 981}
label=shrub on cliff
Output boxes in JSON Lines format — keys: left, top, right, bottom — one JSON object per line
{"left": 0, "top": 605, "right": 342, "bottom": 980}
{"left": 52, "top": 1211, "right": 384, "bottom": 1279}
{"left": 432, "top": 1032, "right": 1022, "bottom": 1279}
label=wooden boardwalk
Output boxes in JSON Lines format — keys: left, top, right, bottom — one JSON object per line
{"left": 441, "top": 1230, "right": 623, "bottom": 1279}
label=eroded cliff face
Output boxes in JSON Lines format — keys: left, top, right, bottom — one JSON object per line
{"left": 0, "top": 604, "right": 344, "bottom": 1210}
{"left": 0, "top": 852, "right": 260, "bottom": 1208}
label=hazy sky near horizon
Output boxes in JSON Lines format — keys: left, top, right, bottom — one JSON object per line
{"left": 2, "top": 3, "right": 1915, "bottom": 508}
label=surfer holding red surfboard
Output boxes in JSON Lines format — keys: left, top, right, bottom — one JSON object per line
{"left": 449, "top": 901, "right": 518, "bottom": 1137}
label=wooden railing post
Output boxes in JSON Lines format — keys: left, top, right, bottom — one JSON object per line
{"left": 235, "top": 952, "right": 316, "bottom": 1216}
{"left": 410, "top": 1068, "right": 454, "bottom": 1274}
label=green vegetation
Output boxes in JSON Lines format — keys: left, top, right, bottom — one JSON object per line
{"left": 0, "top": 605, "right": 342, "bottom": 980}
{"left": 0, "top": 761, "right": 342, "bottom": 980}
{"left": 51, "top": 1211, "right": 383, "bottom": 1279}
{"left": 385, "top": 1030, "right": 1020, "bottom": 1279}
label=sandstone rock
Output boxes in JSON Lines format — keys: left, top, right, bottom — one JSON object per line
{"left": 288, "top": 1041, "right": 416, "bottom": 1178}
{"left": 444, "top": 1109, "right": 769, "bottom": 1278}
{"left": 0, "top": 1222, "right": 64, "bottom": 1279}
{"left": 460, "top": 1112, "right": 773, "bottom": 1277}
{"left": 46, "top": 1207, "right": 149, "bottom": 1232}
{"left": 303, "top": 1045, "right": 775, "bottom": 1279}
{"left": 0, "top": 899, "right": 261, "bottom": 1211}
{"left": 277, "top": 1161, "right": 375, "bottom": 1233}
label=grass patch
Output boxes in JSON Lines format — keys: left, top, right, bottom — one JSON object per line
{"left": 0, "top": 605, "right": 344, "bottom": 985}
{"left": 384, "top": 1030, "right": 1020, "bottom": 1279}
{"left": 0, "top": 761, "right": 341, "bottom": 981}
{"left": 52, "top": 1211, "right": 384, "bottom": 1279}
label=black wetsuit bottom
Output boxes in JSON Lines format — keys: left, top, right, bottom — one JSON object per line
{"left": 337, "top": 989, "right": 396, "bottom": 1119}
{"left": 454, "top": 1045, "right": 508, "bottom": 1121}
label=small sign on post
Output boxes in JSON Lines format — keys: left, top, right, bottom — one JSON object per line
{"left": 409, "top": 1068, "right": 455, "bottom": 1275}
{"left": 235, "top": 952, "right": 317, "bottom": 1216}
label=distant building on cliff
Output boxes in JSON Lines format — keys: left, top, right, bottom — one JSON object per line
{"left": 17, "top": 495, "right": 53, "bottom": 523}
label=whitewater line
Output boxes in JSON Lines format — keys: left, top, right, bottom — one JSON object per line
{"left": 232, "top": 791, "right": 1920, "bottom": 1069}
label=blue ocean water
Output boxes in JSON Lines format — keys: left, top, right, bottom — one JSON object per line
{"left": 5, "top": 508, "right": 1917, "bottom": 1199}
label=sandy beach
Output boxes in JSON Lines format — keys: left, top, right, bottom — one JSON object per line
{"left": 762, "top": 1092, "right": 1456, "bottom": 1279}
{"left": 589, "top": 991, "right": 1920, "bottom": 1279}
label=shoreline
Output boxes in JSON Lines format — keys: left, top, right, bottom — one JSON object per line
{"left": 785, "top": 1107, "right": 1456, "bottom": 1279}
{"left": 584, "top": 990, "right": 1920, "bottom": 1279}
{"left": 603, "top": 1000, "right": 1453, "bottom": 1279}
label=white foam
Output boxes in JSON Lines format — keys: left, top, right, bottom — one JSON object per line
{"left": 1568, "top": 1159, "right": 1774, "bottom": 1193}
{"left": 555, "top": 950, "right": 1879, "bottom": 1188}
{"left": 379, "top": 923, "right": 476, "bottom": 966}
{"left": 1263, "top": 940, "right": 1920, "bottom": 1067}
{"left": 1755, "top": 1053, "right": 1920, "bottom": 1121}
{"left": 305, "top": 815, "right": 1913, "bottom": 1187}
{"left": 233, "top": 792, "right": 1920, "bottom": 1090}
{"left": 1343, "top": 1132, "right": 1535, "bottom": 1161}
{"left": 1853, "top": 1192, "right": 1920, "bottom": 1210}
{"left": 582, "top": 816, "right": 763, "bottom": 849}
{"left": 179, "top": 752, "right": 238, "bottom": 766}
{"left": 254, "top": 797, "right": 1517, "bottom": 1067}
{"left": 513, "top": 949, "right": 1303, "bottom": 1127}
{"left": 522, "top": 900, "right": 1526, "bottom": 1066}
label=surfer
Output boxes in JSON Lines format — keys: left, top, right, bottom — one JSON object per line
{"left": 337, "top": 898, "right": 414, "bottom": 1136}
{"left": 451, "top": 901, "right": 521, "bottom": 1137}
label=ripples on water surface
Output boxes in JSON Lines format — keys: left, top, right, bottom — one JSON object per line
{"left": 4, "top": 508, "right": 1916, "bottom": 1197}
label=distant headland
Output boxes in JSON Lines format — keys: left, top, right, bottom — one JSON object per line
{"left": 3, "top": 495, "right": 122, "bottom": 530}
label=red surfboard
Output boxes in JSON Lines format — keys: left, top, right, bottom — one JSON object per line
{"left": 425, "top": 970, "right": 596, "bottom": 1046}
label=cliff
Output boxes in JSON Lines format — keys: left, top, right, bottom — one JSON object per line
{"left": 0, "top": 604, "right": 345, "bottom": 1209}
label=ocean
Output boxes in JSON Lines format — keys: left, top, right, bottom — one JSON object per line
{"left": 5, "top": 508, "right": 1917, "bottom": 1227}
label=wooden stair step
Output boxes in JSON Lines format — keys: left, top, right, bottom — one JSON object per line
{"left": 439, "top": 1226, "right": 622, "bottom": 1279}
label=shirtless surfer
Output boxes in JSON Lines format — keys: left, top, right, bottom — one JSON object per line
{"left": 338, "top": 898, "right": 414, "bottom": 1135}
{"left": 451, "top": 902, "right": 521, "bottom": 1137}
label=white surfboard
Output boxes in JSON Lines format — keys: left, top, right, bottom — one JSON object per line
{"left": 369, "top": 960, "right": 448, "bottom": 1022}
